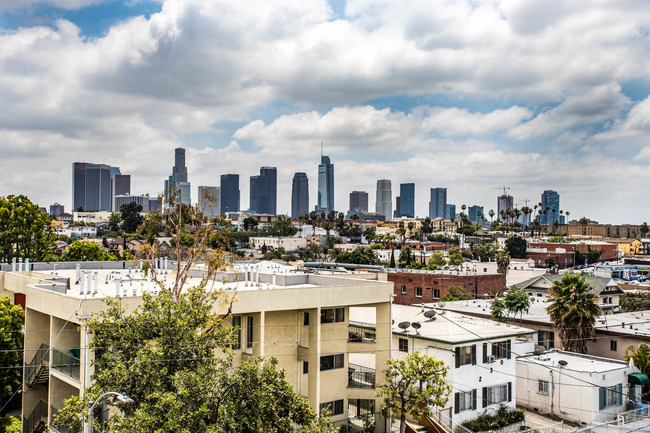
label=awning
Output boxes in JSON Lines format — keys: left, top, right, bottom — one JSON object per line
{"left": 629, "top": 373, "right": 650, "bottom": 385}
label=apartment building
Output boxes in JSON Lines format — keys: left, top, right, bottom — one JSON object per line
{"left": 351, "top": 304, "right": 535, "bottom": 428}
{"left": 1, "top": 260, "right": 393, "bottom": 432}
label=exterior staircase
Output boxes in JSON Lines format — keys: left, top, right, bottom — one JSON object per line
{"left": 25, "top": 344, "right": 50, "bottom": 388}
{"left": 22, "top": 399, "right": 48, "bottom": 433}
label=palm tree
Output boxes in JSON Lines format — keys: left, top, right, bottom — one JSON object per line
{"left": 488, "top": 209, "right": 495, "bottom": 227}
{"left": 625, "top": 344, "right": 650, "bottom": 377}
{"left": 546, "top": 273, "right": 600, "bottom": 354}
{"left": 496, "top": 250, "right": 510, "bottom": 288}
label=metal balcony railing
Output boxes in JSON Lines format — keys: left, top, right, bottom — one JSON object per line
{"left": 51, "top": 348, "right": 81, "bottom": 380}
{"left": 22, "top": 399, "right": 47, "bottom": 433}
{"left": 25, "top": 343, "right": 50, "bottom": 388}
{"left": 348, "top": 363, "right": 376, "bottom": 389}
{"left": 348, "top": 322, "right": 376, "bottom": 343}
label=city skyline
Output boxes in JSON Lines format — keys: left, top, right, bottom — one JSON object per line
{"left": 1, "top": 1, "right": 650, "bottom": 223}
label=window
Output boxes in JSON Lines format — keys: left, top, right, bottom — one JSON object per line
{"left": 231, "top": 316, "right": 241, "bottom": 350}
{"left": 399, "top": 338, "right": 408, "bottom": 353}
{"left": 320, "top": 354, "right": 344, "bottom": 371}
{"left": 349, "top": 399, "right": 375, "bottom": 417}
{"left": 320, "top": 399, "right": 344, "bottom": 416}
{"left": 433, "top": 289, "right": 440, "bottom": 299}
{"left": 610, "top": 340, "right": 617, "bottom": 352}
{"left": 401, "top": 285, "right": 406, "bottom": 294}
{"left": 455, "top": 345, "right": 476, "bottom": 367}
{"left": 454, "top": 390, "right": 476, "bottom": 413}
{"left": 415, "top": 287, "right": 423, "bottom": 297}
{"left": 599, "top": 384, "right": 623, "bottom": 409}
{"left": 483, "top": 383, "right": 511, "bottom": 407}
{"left": 538, "top": 331, "right": 555, "bottom": 349}
{"left": 321, "top": 308, "right": 345, "bottom": 324}
{"left": 492, "top": 340, "right": 511, "bottom": 360}
{"left": 303, "top": 361, "right": 309, "bottom": 374}
{"left": 246, "top": 316, "right": 253, "bottom": 349}
{"left": 538, "top": 380, "right": 549, "bottom": 394}
{"left": 303, "top": 312, "right": 309, "bottom": 326}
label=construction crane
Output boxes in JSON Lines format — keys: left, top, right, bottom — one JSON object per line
{"left": 493, "top": 186, "right": 510, "bottom": 196}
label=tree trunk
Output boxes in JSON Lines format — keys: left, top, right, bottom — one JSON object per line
{"left": 400, "top": 414, "right": 407, "bottom": 433}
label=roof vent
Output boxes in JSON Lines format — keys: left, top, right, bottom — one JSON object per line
{"left": 558, "top": 360, "right": 568, "bottom": 367}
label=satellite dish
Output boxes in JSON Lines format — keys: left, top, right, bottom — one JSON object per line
{"left": 392, "top": 319, "right": 395, "bottom": 325}
{"left": 558, "top": 360, "right": 568, "bottom": 367}
{"left": 412, "top": 322, "right": 421, "bottom": 334}
{"left": 423, "top": 310, "right": 437, "bottom": 319}
{"left": 398, "top": 321, "right": 411, "bottom": 332}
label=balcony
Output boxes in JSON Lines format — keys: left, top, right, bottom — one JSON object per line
{"left": 51, "top": 348, "right": 81, "bottom": 381}
{"left": 348, "top": 363, "right": 375, "bottom": 389}
{"left": 348, "top": 322, "right": 376, "bottom": 343}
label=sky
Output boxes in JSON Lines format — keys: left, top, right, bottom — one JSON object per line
{"left": 1, "top": 0, "right": 650, "bottom": 224}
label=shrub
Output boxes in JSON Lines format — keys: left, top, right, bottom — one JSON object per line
{"left": 461, "top": 405, "right": 525, "bottom": 432}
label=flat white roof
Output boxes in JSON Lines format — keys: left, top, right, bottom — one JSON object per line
{"left": 519, "top": 350, "right": 628, "bottom": 373}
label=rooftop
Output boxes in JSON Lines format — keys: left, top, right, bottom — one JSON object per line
{"left": 518, "top": 349, "right": 628, "bottom": 373}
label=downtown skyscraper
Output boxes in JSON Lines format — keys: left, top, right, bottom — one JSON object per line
{"left": 428, "top": 187, "right": 447, "bottom": 219}
{"left": 376, "top": 180, "right": 392, "bottom": 221}
{"left": 220, "top": 174, "right": 240, "bottom": 213}
{"left": 164, "top": 147, "right": 191, "bottom": 205}
{"left": 72, "top": 162, "right": 111, "bottom": 211}
{"left": 291, "top": 172, "right": 309, "bottom": 219}
{"left": 541, "top": 190, "right": 563, "bottom": 225}
{"left": 317, "top": 154, "right": 334, "bottom": 214}
{"left": 398, "top": 183, "right": 415, "bottom": 218}
{"left": 250, "top": 166, "right": 277, "bottom": 215}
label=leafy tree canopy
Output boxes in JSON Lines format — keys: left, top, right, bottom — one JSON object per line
{"left": 120, "top": 202, "right": 143, "bottom": 234}
{"left": 259, "top": 219, "right": 298, "bottom": 237}
{"left": 378, "top": 351, "right": 451, "bottom": 433}
{"left": 0, "top": 194, "right": 55, "bottom": 263}
{"left": 504, "top": 236, "right": 526, "bottom": 259}
{"left": 0, "top": 298, "right": 23, "bottom": 413}
{"left": 62, "top": 241, "right": 117, "bottom": 262}
{"left": 55, "top": 287, "right": 334, "bottom": 433}
{"left": 334, "top": 247, "right": 375, "bottom": 265}
{"left": 108, "top": 212, "right": 122, "bottom": 233}
{"left": 440, "top": 286, "right": 472, "bottom": 302}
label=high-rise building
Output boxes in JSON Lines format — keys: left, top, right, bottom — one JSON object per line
{"left": 198, "top": 186, "right": 220, "bottom": 218}
{"left": 164, "top": 148, "right": 191, "bottom": 205}
{"left": 149, "top": 198, "right": 162, "bottom": 212}
{"left": 349, "top": 191, "right": 368, "bottom": 216}
{"left": 291, "top": 173, "right": 309, "bottom": 219}
{"left": 497, "top": 194, "right": 514, "bottom": 223}
{"left": 115, "top": 194, "right": 150, "bottom": 212}
{"left": 72, "top": 162, "right": 111, "bottom": 212}
{"left": 220, "top": 174, "right": 240, "bottom": 213}
{"left": 447, "top": 204, "right": 456, "bottom": 220}
{"left": 49, "top": 203, "right": 64, "bottom": 217}
{"left": 317, "top": 155, "right": 334, "bottom": 213}
{"left": 113, "top": 174, "right": 131, "bottom": 211}
{"left": 250, "top": 166, "right": 277, "bottom": 215}
{"left": 376, "top": 180, "right": 392, "bottom": 220}
{"left": 429, "top": 188, "right": 447, "bottom": 219}
{"left": 399, "top": 183, "right": 415, "bottom": 218}
{"left": 541, "top": 190, "right": 563, "bottom": 225}
{"left": 468, "top": 205, "right": 484, "bottom": 223}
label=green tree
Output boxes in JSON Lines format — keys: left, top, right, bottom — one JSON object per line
{"left": 641, "top": 222, "right": 650, "bottom": 238}
{"left": 440, "top": 286, "right": 472, "bottom": 302}
{"left": 389, "top": 249, "right": 396, "bottom": 268}
{"left": 398, "top": 246, "right": 412, "bottom": 267}
{"left": 544, "top": 256, "right": 557, "bottom": 268}
{"left": 54, "top": 287, "right": 333, "bottom": 433}
{"left": 625, "top": 344, "right": 650, "bottom": 377}
{"left": 62, "top": 241, "right": 117, "bottom": 262}
{"left": 378, "top": 351, "right": 451, "bottom": 433}
{"left": 429, "top": 252, "right": 447, "bottom": 267}
{"left": 335, "top": 247, "right": 375, "bottom": 265}
{"left": 137, "top": 211, "right": 165, "bottom": 244}
{"left": 120, "top": 202, "right": 143, "bottom": 233}
{"left": 490, "top": 295, "right": 507, "bottom": 323}
{"left": 496, "top": 250, "right": 510, "bottom": 277}
{"left": 504, "top": 236, "right": 526, "bottom": 259}
{"left": 546, "top": 273, "right": 600, "bottom": 353}
{"left": 242, "top": 216, "right": 259, "bottom": 231}
{"left": 0, "top": 194, "right": 55, "bottom": 263}
{"left": 260, "top": 218, "right": 298, "bottom": 237}
{"left": 108, "top": 212, "right": 122, "bottom": 233}
{"left": 0, "top": 297, "right": 23, "bottom": 413}
{"left": 448, "top": 247, "right": 464, "bottom": 266}
{"left": 503, "top": 286, "right": 531, "bottom": 322}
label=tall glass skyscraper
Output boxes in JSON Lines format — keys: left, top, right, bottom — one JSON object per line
{"left": 72, "top": 162, "right": 111, "bottom": 211}
{"left": 220, "top": 174, "right": 240, "bottom": 213}
{"left": 349, "top": 191, "right": 368, "bottom": 214}
{"left": 250, "top": 166, "right": 277, "bottom": 215}
{"left": 376, "top": 180, "right": 392, "bottom": 220}
{"left": 317, "top": 155, "right": 334, "bottom": 213}
{"left": 164, "top": 148, "right": 191, "bottom": 205}
{"left": 541, "top": 190, "right": 562, "bottom": 225}
{"left": 291, "top": 172, "right": 309, "bottom": 219}
{"left": 399, "top": 183, "right": 415, "bottom": 218}
{"left": 468, "top": 205, "right": 484, "bottom": 223}
{"left": 429, "top": 187, "right": 447, "bottom": 219}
